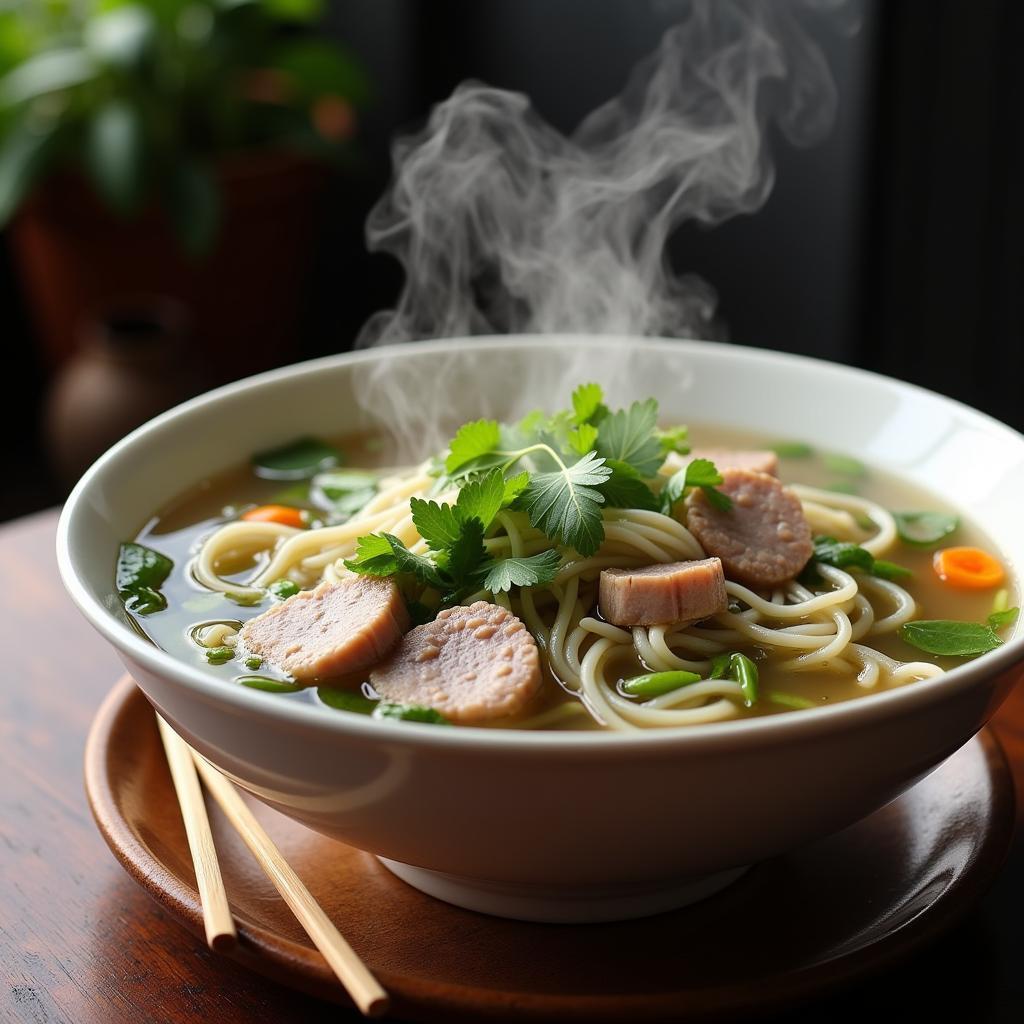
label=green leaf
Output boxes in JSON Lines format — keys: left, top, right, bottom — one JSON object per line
{"left": 600, "top": 459, "right": 659, "bottom": 511}
{"left": 86, "top": 100, "right": 145, "bottom": 215}
{"left": 116, "top": 541, "right": 173, "bottom": 615}
{"left": 822, "top": 453, "right": 866, "bottom": 477}
{"left": 730, "top": 652, "right": 759, "bottom": 706}
{"left": 900, "top": 620, "right": 1003, "bottom": 657}
{"left": 445, "top": 419, "right": 501, "bottom": 474}
{"left": 410, "top": 498, "right": 464, "bottom": 552}
{"left": 268, "top": 578, "right": 300, "bottom": 599}
{"left": 708, "top": 653, "right": 731, "bottom": 679}
{"left": 681, "top": 457, "right": 722, "bottom": 489}
{"left": 343, "top": 534, "right": 399, "bottom": 576}
{"left": 445, "top": 517, "right": 486, "bottom": 587}
{"left": 620, "top": 670, "right": 700, "bottom": 697}
{"left": 519, "top": 450, "right": 611, "bottom": 556}
{"left": 809, "top": 536, "right": 875, "bottom": 573}
{"left": 872, "top": 559, "right": 913, "bottom": 581}
{"left": 479, "top": 550, "right": 561, "bottom": 593}
{"left": 595, "top": 398, "right": 663, "bottom": 477}
{"left": 894, "top": 511, "right": 960, "bottom": 548}
{"left": 253, "top": 437, "right": 341, "bottom": 480}
{"left": 660, "top": 458, "right": 731, "bottom": 514}
{"left": 0, "top": 48, "right": 95, "bottom": 105}
{"left": 372, "top": 702, "right": 449, "bottom": 724}
{"left": 318, "top": 686, "right": 377, "bottom": 713}
{"left": 456, "top": 468, "right": 505, "bottom": 530}
{"left": 238, "top": 676, "right": 304, "bottom": 693}
{"left": 770, "top": 441, "right": 814, "bottom": 458}
{"left": 244, "top": 656, "right": 263, "bottom": 670}
{"left": 502, "top": 471, "right": 529, "bottom": 507}
{"left": 164, "top": 158, "right": 220, "bottom": 256}
{"left": 571, "top": 382, "right": 607, "bottom": 425}
{"left": 0, "top": 116, "right": 58, "bottom": 225}
{"left": 385, "top": 534, "right": 445, "bottom": 589}
{"left": 988, "top": 607, "right": 1019, "bottom": 630}
{"left": 566, "top": 423, "right": 598, "bottom": 456}
{"left": 655, "top": 425, "right": 690, "bottom": 455}
{"left": 205, "top": 646, "right": 235, "bottom": 665}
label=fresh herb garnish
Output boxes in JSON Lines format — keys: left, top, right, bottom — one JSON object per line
{"left": 237, "top": 675, "right": 303, "bottom": 693}
{"left": 595, "top": 399, "right": 664, "bottom": 478}
{"left": 205, "top": 645, "right": 235, "bottom": 665}
{"left": 311, "top": 470, "right": 377, "bottom": 517}
{"left": 800, "top": 536, "right": 910, "bottom": 585}
{"left": 244, "top": 655, "right": 263, "bottom": 670}
{"left": 318, "top": 687, "right": 378, "bottom": 714}
{"left": 660, "top": 457, "right": 733, "bottom": 514}
{"left": 899, "top": 620, "right": 1003, "bottom": 657}
{"left": 116, "top": 541, "right": 174, "bottom": 616}
{"left": 252, "top": 437, "right": 341, "bottom": 481}
{"left": 893, "top": 511, "right": 960, "bottom": 548}
{"left": 477, "top": 550, "right": 562, "bottom": 594}
{"left": 318, "top": 688, "right": 449, "bottom": 724}
{"left": 988, "top": 607, "right": 1019, "bottom": 630}
{"left": 706, "top": 651, "right": 758, "bottom": 705}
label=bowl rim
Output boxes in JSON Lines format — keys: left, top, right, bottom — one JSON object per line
{"left": 57, "top": 334, "right": 1024, "bottom": 754}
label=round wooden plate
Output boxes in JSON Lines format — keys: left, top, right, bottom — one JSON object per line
{"left": 85, "top": 677, "right": 1015, "bottom": 1022}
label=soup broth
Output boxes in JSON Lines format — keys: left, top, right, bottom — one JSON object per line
{"left": 125, "top": 424, "right": 1017, "bottom": 731}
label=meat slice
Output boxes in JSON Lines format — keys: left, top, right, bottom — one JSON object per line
{"left": 239, "top": 576, "right": 408, "bottom": 681}
{"left": 685, "top": 468, "right": 813, "bottom": 588}
{"left": 666, "top": 448, "right": 779, "bottom": 477}
{"left": 599, "top": 558, "right": 727, "bottom": 627}
{"left": 370, "top": 601, "right": 541, "bottom": 724}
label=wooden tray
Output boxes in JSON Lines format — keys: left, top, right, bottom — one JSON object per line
{"left": 84, "top": 677, "right": 1015, "bottom": 1022}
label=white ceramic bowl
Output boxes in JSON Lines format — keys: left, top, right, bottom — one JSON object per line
{"left": 58, "top": 336, "right": 1024, "bottom": 922}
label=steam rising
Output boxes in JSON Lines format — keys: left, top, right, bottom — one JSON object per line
{"left": 358, "top": 0, "right": 840, "bottom": 347}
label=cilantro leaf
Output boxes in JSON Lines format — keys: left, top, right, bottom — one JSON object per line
{"left": 456, "top": 468, "right": 505, "bottom": 530}
{"left": 659, "top": 458, "right": 732, "bottom": 513}
{"left": 571, "top": 383, "right": 608, "bottom": 425}
{"left": 479, "top": 550, "right": 562, "bottom": 593}
{"left": 679, "top": 457, "right": 722, "bottom": 489}
{"left": 343, "top": 534, "right": 398, "bottom": 576}
{"left": 567, "top": 423, "right": 598, "bottom": 456}
{"left": 988, "top": 606, "right": 1019, "bottom": 630}
{"left": 655, "top": 425, "right": 690, "bottom": 455}
{"left": 595, "top": 398, "right": 663, "bottom": 477}
{"left": 520, "top": 450, "right": 612, "bottom": 556}
{"left": 444, "top": 517, "right": 486, "bottom": 588}
{"left": 445, "top": 419, "right": 501, "bottom": 474}
{"left": 600, "top": 459, "right": 659, "bottom": 511}
{"left": 410, "top": 498, "right": 464, "bottom": 551}
{"left": 502, "top": 471, "right": 529, "bottom": 507}
{"left": 800, "top": 536, "right": 910, "bottom": 586}
{"left": 385, "top": 534, "right": 446, "bottom": 589}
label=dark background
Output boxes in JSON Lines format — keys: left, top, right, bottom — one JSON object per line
{"left": 2, "top": 0, "right": 1020, "bottom": 521}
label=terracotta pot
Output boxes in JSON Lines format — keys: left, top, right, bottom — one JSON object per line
{"left": 11, "top": 151, "right": 327, "bottom": 381}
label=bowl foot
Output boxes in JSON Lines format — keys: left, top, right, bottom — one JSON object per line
{"left": 375, "top": 858, "right": 749, "bottom": 923}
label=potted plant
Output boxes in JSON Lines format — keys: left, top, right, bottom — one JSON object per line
{"left": 0, "top": 0, "right": 367, "bottom": 376}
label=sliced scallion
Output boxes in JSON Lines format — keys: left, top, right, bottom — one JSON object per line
{"left": 620, "top": 670, "right": 701, "bottom": 698}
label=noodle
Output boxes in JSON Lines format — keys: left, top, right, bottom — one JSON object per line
{"left": 193, "top": 462, "right": 940, "bottom": 731}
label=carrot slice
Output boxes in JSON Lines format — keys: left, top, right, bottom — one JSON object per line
{"left": 241, "top": 505, "right": 306, "bottom": 529}
{"left": 932, "top": 546, "right": 1005, "bottom": 590}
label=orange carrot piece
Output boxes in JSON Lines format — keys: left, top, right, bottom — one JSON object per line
{"left": 932, "top": 546, "right": 1005, "bottom": 590}
{"left": 241, "top": 505, "right": 305, "bottom": 529}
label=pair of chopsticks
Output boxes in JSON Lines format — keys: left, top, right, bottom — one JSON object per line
{"left": 155, "top": 714, "right": 389, "bottom": 1018}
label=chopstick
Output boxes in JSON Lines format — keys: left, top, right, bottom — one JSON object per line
{"left": 191, "top": 752, "right": 391, "bottom": 1019}
{"left": 155, "top": 714, "right": 237, "bottom": 952}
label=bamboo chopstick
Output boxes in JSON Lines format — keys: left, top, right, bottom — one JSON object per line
{"left": 190, "top": 752, "right": 390, "bottom": 1019}
{"left": 155, "top": 714, "right": 237, "bottom": 952}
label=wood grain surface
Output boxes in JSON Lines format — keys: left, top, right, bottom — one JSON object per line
{"left": 2, "top": 510, "right": 1023, "bottom": 1024}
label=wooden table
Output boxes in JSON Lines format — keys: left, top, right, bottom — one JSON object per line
{"left": 2, "top": 510, "right": 1022, "bottom": 1024}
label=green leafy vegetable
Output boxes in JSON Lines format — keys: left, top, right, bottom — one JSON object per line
{"left": 479, "top": 550, "right": 562, "bottom": 594}
{"left": 443, "top": 518, "right": 487, "bottom": 589}
{"left": 237, "top": 676, "right": 303, "bottom": 693}
{"left": 445, "top": 419, "right": 502, "bottom": 475}
{"left": 708, "top": 653, "right": 731, "bottom": 680}
{"left": 654, "top": 425, "right": 690, "bottom": 455}
{"left": 372, "top": 703, "right": 449, "bottom": 724}
{"left": 268, "top": 579, "right": 300, "bottom": 600}
{"left": 567, "top": 423, "right": 599, "bottom": 456}
{"left": 318, "top": 687, "right": 378, "bottom": 714}
{"left": 244, "top": 656, "right": 263, "bottom": 670}
{"left": 660, "top": 458, "right": 732, "bottom": 514}
{"left": 822, "top": 453, "right": 866, "bottom": 477}
{"left": 455, "top": 468, "right": 506, "bottom": 530}
{"left": 571, "top": 382, "right": 608, "bottom": 426}
{"left": 600, "top": 460, "right": 659, "bottom": 511}
{"left": 410, "top": 498, "right": 466, "bottom": 551}
{"left": 801, "top": 536, "right": 910, "bottom": 585}
{"left": 595, "top": 399, "right": 663, "bottom": 478}
{"left": 116, "top": 541, "right": 173, "bottom": 616}
{"left": 769, "top": 691, "right": 817, "bottom": 710}
{"left": 988, "top": 607, "right": 1019, "bottom": 630}
{"left": 620, "top": 670, "right": 701, "bottom": 697}
{"left": 893, "top": 511, "right": 960, "bottom": 548}
{"left": 205, "top": 646, "right": 235, "bottom": 665}
{"left": 252, "top": 437, "right": 341, "bottom": 481}
{"left": 519, "top": 450, "right": 611, "bottom": 557}
{"left": 899, "top": 620, "right": 1003, "bottom": 657}
{"left": 312, "top": 470, "right": 377, "bottom": 516}
{"left": 770, "top": 441, "right": 814, "bottom": 458}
